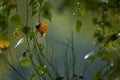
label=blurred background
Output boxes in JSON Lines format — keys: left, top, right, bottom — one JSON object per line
{"left": 0, "top": 0, "right": 105, "bottom": 80}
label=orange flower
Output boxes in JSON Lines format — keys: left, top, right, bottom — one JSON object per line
{"left": 0, "top": 40, "right": 10, "bottom": 51}
{"left": 36, "top": 23, "right": 48, "bottom": 37}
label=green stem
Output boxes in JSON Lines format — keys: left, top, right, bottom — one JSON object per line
{"left": 71, "top": 31, "right": 76, "bottom": 75}
{"left": 25, "top": 0, "right": 29, "bottom": 26}
{"left": 1, "top": 53, "right": 26, "bottom": 80}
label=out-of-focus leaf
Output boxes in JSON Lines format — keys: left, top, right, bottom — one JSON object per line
{"left": 107, "top": 71, "right": 120, "bottom": 80}
{"left": 22, "top": 26, "right": 31, "bottom": 34}
{"left": 38, "top": 65, "right": 46, "bottom": 75}
{"left": 26, "top": 32, "right": 34, "bottom": 40}
{"left": 97, "top": 36, "right": 104, "bottom": 43}
{"left": 29, "top": 0, "right": 37, "bottom": 17}
{"left": 102, "top": 14, "right": 108, "bottom": 22}
{"left": 30, "top": 73, "right": 37, "bottom": 80}
{"left": 0, "top": 15, "right": 8, "bottom": 31}
{"left": 93, "top": 17, "right": 98, "bottom": 25}
{"left": 31, "top": 10, "right": 37, "bottom": 17}
{"left": 43, "top": 11, "right": 52, "bottom": 21}
{"left": 29, "top": 0, "right": 34, "bottom": 6}
{"left": 16, "top": 25, "right": 23, "bottom": 31}
{"left": 10, "top": 14, "right": 22, "bottom": 25}
{"left": 42, "top": 2, "right": 53, "bottom": 21}
{"left": 22, "top": 50, "right": 29, "bottom": 57}
{"left": 37, "top": 0, "right": 43, "bottom": 5}
{"left": 102, "top": 52, "right": 114, "bottom": 62}
{"left": 42, "top": 2, "right": 53, "bottom": 11}
{"left": 79, "top": 9, "right": 86, "bottom": 16}
{"left": 21, "top": 59, "right": 31, "bottom": 67}
{"left": 110, "top": 33, "right": 118, "bottom": 41}
{"left": 94, "top": 71, "right": 101, "bottom": 80}
{"left": 76, "top": 20, "right": 82, "bottom": 33}
{"left": 5, "top": 0, "right": 16, "bottom": 8}
{"left": 104, "top": 21, "right": 111, "bottom": 27}
{"left": 0, "top": 33, "right": 8, "bottom": 40}
{"left": 29, "top": 54, "right": 33, "bottom": 59}
{"left": 93, "top": 29, "right": 102, "bottom": 38}
{"left": 114, "top": 56, "right": 120, "bottom": 71}
{"left": 38, "top": 43, "right": 44, "bottom": 53}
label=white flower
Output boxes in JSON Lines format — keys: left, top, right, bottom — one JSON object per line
{"left": 14, "top": 37, "right": 24, "bottom": 48}
{"left": 118, "top": 33, "right": 120, "bottom": 36}
{"left": 73, "top": 13, "right": 76, "bottom": 16}
{"left": 102, "top": 0, "right": 109, "bottom": 3}
{"left": 84, "top": 51, "right": 95, "bottom": 59}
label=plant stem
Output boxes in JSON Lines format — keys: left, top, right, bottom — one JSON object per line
{"left": 25, "top": 0, "right": 29, "bottom": 26}
{"left": 1, "top": 53, "right": 26, "bottom": 80}
{"left": 71, "top": 31, "right": 76, "bottom": 75}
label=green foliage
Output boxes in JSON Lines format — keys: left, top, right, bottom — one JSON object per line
{"left": 92, "top": 17, "right": 99, "bottom": 25}
{"left": 10, "top": 14, "right": 22, "bottom": 25}
{"left": 107, "top": 71, "right": 120, "bottom": 80}
{"left": 29, "top": 0, "right": 37, "bottom": 17}
{"left": 0, "top": 14, "right": 8, "bottom": 31}
{"left": 37, "top": 0, "right": 44, "bottom": 5}
{"left": 42, "top": 2, "right": 53, "bottom": 11}
{"left": 30, "top": 73, "right": 37, "bottom": 80}
{"left": 38, "top": 43, "right": 44, "bottom": 53}
{"left": 21, "top": 59, "right": 31, "bottom": 67}
{"left": 94, "top": 71, "right": 101, "bottom": 80}
{"left": 76, "top": 20, "right": 82, "bottom": 33}
{"left": 22, "top": 26, "right": 31, "bottom": 34}
{"left": 1, "top": 0, "right": 120, "bottom": 80}
{"left": 38, "top": 65, "right": 46, "bottom": 75}
{"left": 109, "top": 33, "right": 118, "bottom": 41}
{"left": 42, "top": 2, "right": 53, "bottom": 21}
{"left": 0, "top": 32, "right": 8, "bottom": 40}
{"left": 42, "top": 11, "right": 52, "bottom": 21}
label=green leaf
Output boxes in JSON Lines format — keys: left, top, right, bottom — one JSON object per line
{"left": 31, "top": 10, "right": 37, "bottom": 17}
{"left": 38, "top": 65, "right": 46, "bottom": 75}
{"left": 30, "top": 73, "right": 37, "bottom": 80}
{"left": 22, "top": 50, "right": 29, "bottom": 57}
{"left": 0, "top": 15, "right": 8, "bottom": 31}
{"left": 110, "top": 33, "right": 118, "bottom": 41}
{"left": 29, "top": 0, "right": 37, "bottom": 17}
{"left": 0, "top": 32, "right": 8, "bottom": 40}
{"left": 29, "top": 0, "right": 34, "bottom": 6}
{"left": 104, "top": 21, "right": 111, "bottom": 27}
{"left": 38, "top": 43, "right": 44, "bottom": 53}
{"left": 107, "top": 71, "right": 120, "bottom": 80}
{"left": 97, "top": 36, "right": 104, "bottom": 43}
{"left": 21, "top": 59, "right": 31, "bottom": 67}
{"left": 102, "top": 14, "right": 108, "bottom": 22}
{"left": 16, "top": 25, "right": 23, "bottom": 31}
{"left": 76, "top": 20, "right": 82, "bottom": 33}
{"left": 37, "top": 0, "right": 43, "bottom": 5}
{"left": 93, "top": 17, "right": 98, "bottom": 25}
{"left": 22, "top": 26, "right": 31, "bottom": 34}
{"left": 11, "top": 14, "right": 22, "bottom": 25}
{"left": 94, "top": 71, "right": 101, "bottom": 80}
{"left": 43, "top": 11, "right": 52, "bottom": 21}
{"left": 42, "top": 2, "right": 53, "bottom": 11}
{"left": 93, "top": 29, "right": 101, "bottom": 38}
{"left": 26, "top": 32, "right": 34, "bottom": 40}
{"left": 79, "top": 9, "right": 86, "bottom": 16}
